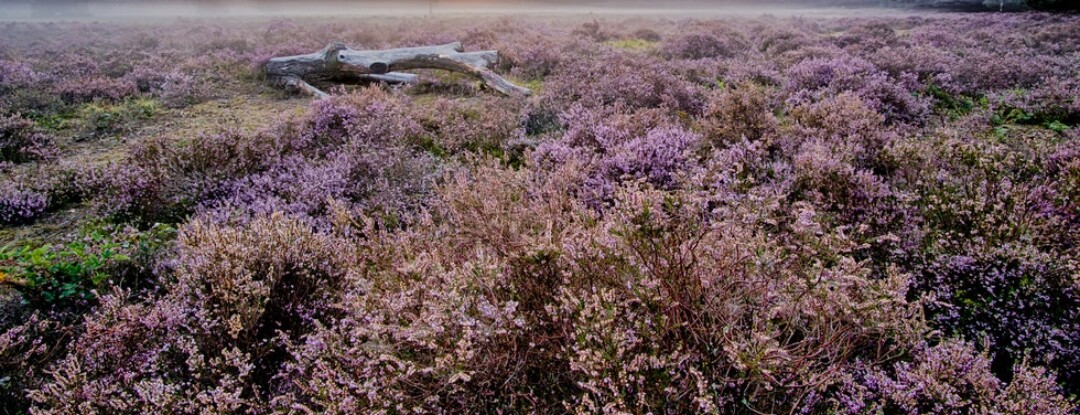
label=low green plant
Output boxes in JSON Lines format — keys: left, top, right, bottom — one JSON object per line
{"left": 29, "top": 111, "right": 77, "bottom": 131}
{"left": 605, "top": 38, "right": 658, "bottom": 52}
{"left": 1, "top": 239, "right": 128, "bottom": 303}
{"left": 0, "top": 223, "right": 175, "bottom": 304}
{"left": 76, "top": 98, "right": 159, "bottom": 136}
{"left": 926, "top": 83, "right": 984, "bottom": 119}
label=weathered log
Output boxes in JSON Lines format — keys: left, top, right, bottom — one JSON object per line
{"left": 265, "top": 42, "right": 530, "bottom": 98}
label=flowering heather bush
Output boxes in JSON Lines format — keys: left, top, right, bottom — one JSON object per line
{"left": 552, "top": 187, "right": 925, "bottom": 414}
{"left": 56, "top": 76, "right": 138, "bottom": 105}
{"left": 0, "top": 180, "right": 48, "bottom": 225}
{"left": 663, "top": 32, "right": 744, "bottom": 60}
{"left": 406, "top": 96, "right": 520, "bottom": 155}
{"left": 0, "top": 114, "right": 56, "bottom": 163}
{"left": 699, "top": 82, "right": 780, "bottom": 145}
{"left": 0, "top": 60, "right": 41, "bottom": 89}
{"left": 0, "top": 314, "right": 67, "bottom": 413}
{"left": 787, "top": 92, "right": 894, "bottom": 169}
{"left": 499, "top": 37, "right": 565, "bottom": 80}
{"left": 835, "top": 340, "right": 1075, "bottom": 415}
{"left": 916, "top": 245, "right": 1080, "bottom": 394}
{"left": 578, "top": 126, "right": 701, "bottom": 205}
{"left": 198, "top": 90, "right": 434, "bottom": 228}
{"left": 93, "top": 87, "right": 434, "bottom": 227}
{"left": 532, "top": 104, "right": 699, "bottom": 205}
{"left": 205, "top": 146, "right": 433, "bottom": 230}
{"left": 790, "top": 142, "right": 912, "bottom": 235}
{"left": 29, "top": 214, "right": 353, "bottom": 413}
{"left": 784, "top": 56, "right": 930, "bottom": 124}
{"left": 833, "top": 21, "right": 900, "bottom": 52}
{"left": 540, "top": 49, "right": 706, "bottom": 115}
{"left": 2, "top": 13, "right": 1080, "bottom": 414}
{"left": 156, "top": 71, "right": 214, "bottom": 108}
{"left": 0, "top": 61, "right": 60, "bottom": 116}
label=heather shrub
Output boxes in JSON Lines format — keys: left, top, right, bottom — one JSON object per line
{"left": 300, "top": 88, "right": 423, "bottom": 152}
{"left": 915, "top": 245, "right": 1080, "bottom": 396}
{"left": 0, "top": 314, "right": 66, "bottom": 414}
{"left": 199, "top": 90, "right": 435, "bottom": 228}
{"left": 0, "top": 60, "right": 61, "bottom": 116}
{"left": 273, "top": 164, "right": 585, "bottom": 413}
{"left": 756, "top": 26, "right": 817, "bottom": 55}
{"left": 267, "top": 165, "right": 931, "bottom": 413}
{"left": 699, "top": 82, "right": 780, "bottom": 145}
{"left": 500, "top": 38, "right": 564, "bottom": 80}
{"left": 96, "top": 117, "right": 296, "bottom": 222}
{"left": 784, "top": 56, "right": 930, "bottom": 124}
{"left": 914, "top": 136, "right": 1050, "bottom": 247}
{"left": 631, "top": 28, "right": 662, "bottom": 42}
{"left": 868, "top": 43, "right": 959, "bottom": 87}
{"left": 835, "top": 340, "right": 1075, "bottom": 415}
{"left": 56, "top": 76, "right": 138, "bottom": 105}
{"left": 555, "top": 186, "right": 924, "bottom": 413}
{"left": 125, "top": 65, "right": 170, "bottom": 94}
{"left": 585, "top": 126, "right": 702, "bottom": 203}
{"left": 407, "top": 96, "right": 520, "bottom": 156}
{"left": 1033, "top": 141, "right": 1080, "bottom": 245}
{"left": 833, "top": 22, "right": 899, "bottom": 51}
{"left": 533, "top": 105, "right": 699, "bottom": 205}
{"left": 151, "top": 71, "right": 212, "bottom": 108}
{"left": 948, "top": 49, "right": 1064, "bottom": 95}
{"left": 554, "top": 103, "right": 680, "bottom": 149}
{"left": 0, "top": 114, "right": 56, "bottom": 163}
{"left": 204, "top": 146, "right": 433, "bottom": 230}
{"left": 541, "top": 50, "right": 705, "bottom": 115}
{"left": 0, "top": 180, "right": 48, "bottom": 225}
{"left": 0, "top": 60, "right": 42, "bottom": 92}
{"left": 998, "top": 363, "right": 1078, "bottom": 415}
{"left": 787, "top": 92, "right": 893, "bottom": 170}
{"left": 96, "top": 88, "right": 432, "bottom": 226}
{"left": 171, "top": 215, "right": 350, "bottom": 348}
{"left": 899, "top": 126, "right": 1080, "bottom": 395}
{"left": 276, "top": 228, "right": 530, "bottom": 412}
{"left": 30, "top": 214, "right": 353, "bottom": 413}
{"left": 716, "top": 55, "right": 784, "bottom": 87}
{"left": 662, "top": 30, "right": 746, "bottom": 60}
{"left": 97, "top": 127, "right": 272, "bottom": 224}
{"left": 572, "top": 20, "right": 614, "bottom": 42}
{"left": 788, "top": 138, "right": 898, "bottom": 224}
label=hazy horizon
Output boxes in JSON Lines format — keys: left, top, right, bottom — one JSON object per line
{"left": 0, "top": 0, "right": 937, "bottom": 21}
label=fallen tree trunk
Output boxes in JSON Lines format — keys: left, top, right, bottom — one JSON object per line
{"left": 265, "top": 42, "right": 531, "bottom": 98}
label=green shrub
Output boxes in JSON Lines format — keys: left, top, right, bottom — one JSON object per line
{"left": 76, "top": 98, "right": 159, "bottom": 137}
{"left": 0, "top": 223, "right": 175, "bottom": 304}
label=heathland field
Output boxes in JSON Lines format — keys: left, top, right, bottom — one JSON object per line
{"left": 0, "top": 11, "right": 1078, "bottom": 414}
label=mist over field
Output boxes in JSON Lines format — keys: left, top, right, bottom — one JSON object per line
{"left": 0, "top": 0, "right": 1078, "bottom": 413}
{"left": 4, "top": 0, "right": 1075, "bottom": 20}
{"left": 1, "top": 0, "right": 944, "bottom": 20}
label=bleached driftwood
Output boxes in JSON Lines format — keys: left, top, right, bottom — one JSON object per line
{"left": 265, "top": 42, "right": 531, "bottom": 98}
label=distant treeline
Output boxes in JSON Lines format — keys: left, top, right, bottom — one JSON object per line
{"left": 887, "top": 0, "right": 1077, "bottom": 11}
